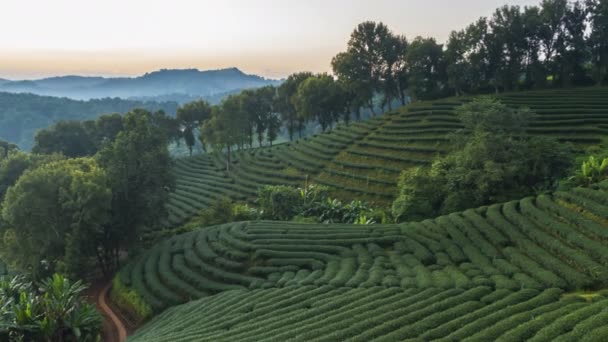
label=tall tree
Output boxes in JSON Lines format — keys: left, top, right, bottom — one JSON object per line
{"left": 490, "top": 5, "right": 528, "bottom": 91}
{"left": 177, "top": 100, "right": 211, "bottom": 155}
{"left": 406, "top": 37, "right": 447, "bottom": 99}
{"left": 276, "top": 72, "right": 313, "bottom": 140}
{"left": 202, "top": 96, "right": 249, "bottom": 171}
{"left": 539, "top": 0, "right": 569, "bottom": 85}
{"left": 380, "top": 33, "right": 408, "bottom": 109}
{"left": 587, "top": 0, "right": 608, "bottom": 85}
{"left": 295, "top": 74, "right": 345, "bottom": 131}
{"left": 332, "top": 21, "right": 392, "bottom": 116}
{"left": 96, "top": 109, "right": 174, "bottom": 268}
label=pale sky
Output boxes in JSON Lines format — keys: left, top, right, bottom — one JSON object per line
{"left": 0, "top": 0, "right": 540, "bottom": 80}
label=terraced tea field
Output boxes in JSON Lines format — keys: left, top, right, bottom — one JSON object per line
{"left": 122, "top": 182, "right": 608, "bottom": 340}
{"left": 165, "top": 87, "right": 608, "bottom": 227}
{"left": 130, "top": 286, "right": 608, "bottom": 341}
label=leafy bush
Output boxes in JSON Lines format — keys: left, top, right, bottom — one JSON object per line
{"left": 569, "top": 156, "right": 608, "bottom": 186}
{"left": 232, "top": 203, "right": 258, "bottom": 221}
{"left": 0, "top": 274, "right": 101, "bottom": 341}
{"left": 111, "top": 276, "right": 153, "bottom": 324}
{"left": 258, "top": 185, "right": 302, "bottom": 220}
{"left": 392, "top": 99, "right": 573, "bottom": 222}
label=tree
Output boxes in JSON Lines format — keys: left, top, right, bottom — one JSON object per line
{"left": 380, "top": 33, "right": 408, "bottom": 109}
{"left": 332, "top": 21, "right": 392, "bottom": 116}
{"left": 1, "top": 158, "right": 111, "bottom": 278}
{"left": 94, "top": 113, "right": 124, "bottom": 146}
{"left": 406, "top": 37, "right": 447, "bottom": 99}
{"left": 490, "top": 5, "right": 528, "bottom": 91}
{"left": 587, "top": 0, "right": 608, "bottom": 85}
{"left": 539, "top": 0, "right": 569, "bottom": 85}
{"left": 392, "top": 98, "right": 572, "bottom": 221}
{"left": 266, "top": 113, "right": 282, "bottom": 146}
{"left": 177, "top": 100, "right": 211, "bottom": 155}
{"left": 276, "top": 72, "right": 313, "bottom": 140}
{"left": 0, "top": 140, "right": 18, "bottom": 161}
{"left": 96, "top": 109, "right": 174, "bottom": 270}
{"left": 201, "top": 97, "right": 249, "bottom": 171}
{"left": 32, "top": 121, "right": 97, "bottom": 158}
{"left": 445, "top": 29, "right": 472, "bottom": 96}
{"left": 455, "top": 96, "right": 533, "bottom": 134}
{"left": 0, "top": 152, "right": 63, "bottom": 201}
{"left": 295, "top": 74, "right": 345, "bottom": 132}
{"left": 240, "top": 86, "right": 275, "bottom": 147}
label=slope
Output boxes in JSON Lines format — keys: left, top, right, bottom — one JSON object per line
{"left": 164, "top": 87, "right": 608, "bottom": 227}
{"left": 122, "top": 181, "right": 608, "bottom": 340}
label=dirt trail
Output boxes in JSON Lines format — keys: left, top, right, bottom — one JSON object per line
{"left": 97, "top": 283, "right": 128, "bottom": 342}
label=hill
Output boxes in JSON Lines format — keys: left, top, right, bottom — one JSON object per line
{"left": 163, "top": 87, "right": 608, "bottom": 227}
{"left": 122, "top": 181, "right": 608, "bottom": 340}
{"left": 0, "top": 92, "right": 178, "bottom": 150}
{"left": 0, "top": 68, "right": 281, "bottom": 102}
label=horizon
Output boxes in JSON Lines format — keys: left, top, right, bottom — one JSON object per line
{"left": 1, "top": 0, "right": 539, "bottom": 80}
{"left": 0, "top": 67, "right": 284, "bottom": 82}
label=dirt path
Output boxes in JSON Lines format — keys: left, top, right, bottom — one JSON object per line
{"left": 97, "top": 283, "right": 128, "bottom": 342}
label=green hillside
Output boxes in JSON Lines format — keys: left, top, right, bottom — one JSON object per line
{"left": 130, "top": 286, "right": 608, "bottom": 341}
{"left": 164, "top": 87, "right": 608, "bottom": 227}
{"left": 121, "top": 180, "right": 608, "bottom": 340}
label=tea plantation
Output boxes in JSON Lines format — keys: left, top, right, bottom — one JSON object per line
{"left": 164, "top": 87, "right": 608, "bottom": 227}
{"left": 124, "top": 181, "right": 608, "bottom": 341}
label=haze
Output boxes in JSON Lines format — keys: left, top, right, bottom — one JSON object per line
{"left": 0, "top": 0, "right": 539, "bottom": 80}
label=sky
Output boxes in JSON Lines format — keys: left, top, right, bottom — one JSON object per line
{"left": 0, "top": 0, "right": 540, "bottom": 80}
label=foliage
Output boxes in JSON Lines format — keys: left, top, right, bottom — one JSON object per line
{"left": 0, "top": 140, "right": 18, "bottom": 161}
{"left": 96, "top": 109, "right": 174, "bottom": 273}
{"left": 179, "top": 198, "right": 259, "bottom": 233}
{"left": 276, "top": 72, "right": 314, "bottom": 140}
{"left": 176, "top": 100, "right": 211, "bottom": 155}
{"left": 392, "top": 99, "right": 573, "bottom": 221}
{"left": 302, "top": 198, "right": 376, "bottom": 224}
{"left": 455, "top": 97, "right": 533, "bottom": 134}
{"left": 257, "top": 184, "right": 376, "bottom": 224}
{"left": 258, "top": 185, "right": 302, "bottom": 221}
{"left": 294, "top": 74, "right": 347, "bottom": 132}
{"left": 0, "top": 91, "right": 177, "bottom": 151}
{"left": 0, "top": 158, "right": 111, "bottom": 278}
{"left": 0, "top": 152, "right": 64, "bottom": 201}
{"left": 0, "top": 274, "right": 101, "bottom": 341}
{"left": 110, "top": 276, "right": 152, "bottom": 324}
{"left": 569, "top": 156, "right": 608, "bottom": 186}
{"left": 32, "top": 120, "right": 98, "bottom": 157}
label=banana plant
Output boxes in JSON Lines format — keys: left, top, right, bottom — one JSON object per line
{"left": 572, "top": 156, "right": 608, "bottom": 186}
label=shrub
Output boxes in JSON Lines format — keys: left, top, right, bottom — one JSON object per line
{"left": 110, "top": 276, "right": 153, "bottom": 324}
{"left": 258, "top": 185, "right": 302, "bottom": 220}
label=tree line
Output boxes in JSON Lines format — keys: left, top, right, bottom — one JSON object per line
{"left": 173, "top": 0, "right": 608, "bottom": 160}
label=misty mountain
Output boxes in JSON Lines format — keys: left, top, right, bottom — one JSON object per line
{"left": 0, "top": 68, "right": 281, "bottom": 102}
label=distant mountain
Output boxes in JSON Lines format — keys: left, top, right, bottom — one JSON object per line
{"left": 0, "top": 68, "right": 281, "bottom": 102}
{"left": 0, "top": 92, "right": 178, "bottom": 150}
